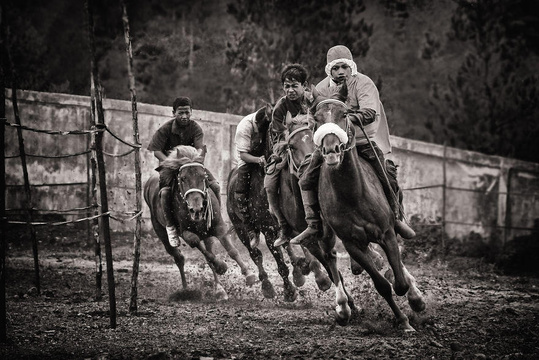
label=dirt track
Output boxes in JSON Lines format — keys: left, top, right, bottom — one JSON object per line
{"left": 2, "top": 227, "right": 539, "bottom": 359}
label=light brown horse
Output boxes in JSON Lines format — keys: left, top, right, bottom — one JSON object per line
{"left": 144, "top": 146, "right": 255, "bottom": 300}
{"left": 312, "top": 84, "right": 426, "bottom": 330}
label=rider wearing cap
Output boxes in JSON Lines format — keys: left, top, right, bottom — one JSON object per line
{"left": 283, "top": 45, "right": 415, "bottom": 246}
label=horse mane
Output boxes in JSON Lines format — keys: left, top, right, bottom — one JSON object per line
{"left": 158, "top": 145, "right": 204, "bottom": 187}
{"left": 310, "top": 83, "right": 349, "bottom": 113}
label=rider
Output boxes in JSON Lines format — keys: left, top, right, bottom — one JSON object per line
{"left": 148, "top": 96, "right": 220, "bottom": 247}
{"left": 286, "top": 45, "right": 416, "bottom": 246}
{"left": 234, "top": 105, "right": 272, "bottom": 248}
{"left": 264, "top": 63, "right": 313, "bottom": 246}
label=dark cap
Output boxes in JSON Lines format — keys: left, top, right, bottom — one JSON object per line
{"left": 173, "top": 97, "right": 193, "bottom": 111}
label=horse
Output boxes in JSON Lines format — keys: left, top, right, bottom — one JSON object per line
{"left": 311, "top": 84, "right": 426, "bottom": 330}
{"left": 275, "top": 112, "right": 334, "bottom": 292}
{"left": 226, "top": 105, "right": 314, "bottom": 302}
{"left": 144, "top": 145, "right": 256, "bottom": 300}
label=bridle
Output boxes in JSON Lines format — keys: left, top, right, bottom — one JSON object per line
{"left": 176, "top": 162, "right": 213, "bottom": 229}
{"left": 285, "top": 124, "right": 313, "bottom": 177}
{"left": 314, "top": 99, "right": 355, "bottom": 161}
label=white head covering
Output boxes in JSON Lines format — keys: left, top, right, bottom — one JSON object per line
{"left": 324, "top": 45, "right": 358, "bottom": 78}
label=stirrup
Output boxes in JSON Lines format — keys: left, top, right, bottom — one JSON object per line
{"left": 289, "top": 226, "right": 318, "bottom": 245}
{"left": 166, "top": 226, "right": 181, "bottom": 247}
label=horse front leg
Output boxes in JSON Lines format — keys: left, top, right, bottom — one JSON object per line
{"left": 284, "top": 243, "right": 307, "bottom": 287}
{"left": 188, "top": 232, "right": 227, "bottom": 275}
{"left": 301, "top": 244, "right": 332, "bottom": 291}
{"left": 236, "top": 226, "right": 275, "bottom": 299}
{"left": 324, "top": 247, "right": 351, "bottom": 326}
{"left": 266, "top": 233, "right": 297, "bottom": 302}
{"left": 153, "top": 218, "right": 187, "bottom": 289}
{"left": 343, "top": 238, "right": 415, "bottom": 332}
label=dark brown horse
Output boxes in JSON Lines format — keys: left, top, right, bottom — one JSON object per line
{"left": 276, "top": 112, "right": 332, "bottom": 292}
{"left": 312, "top": 85, "right": 426, "bottom": 330}
{"left": 226, "top": 106, "right": 313, "bottom": 302}
{"left": 144, "top": 146, "right": 256, "bottom": 300}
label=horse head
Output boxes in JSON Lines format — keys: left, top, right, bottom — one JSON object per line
{"left": 162, "top": 145, "right": 211, "bottom": 223}
{"left": 311, "top": 83, "right": 352, "bottom": 166}
{"left": 284, "top": 111, "right": 315, "bottom": 176}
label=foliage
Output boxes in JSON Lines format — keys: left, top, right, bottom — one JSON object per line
{"left": 225, "top": 0, "right": 373, "bottom": 112}
{"left": 426, "top": 0, "right": 539, "bottom": 162}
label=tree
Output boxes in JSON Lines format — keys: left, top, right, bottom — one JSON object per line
{"left": 226, "top": 0, "right": 373, "bottom": 113}
{"left": 427, "top": 0, "right": 539, "bottom": 162}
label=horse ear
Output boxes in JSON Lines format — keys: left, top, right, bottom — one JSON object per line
{"left": 264, "top": 102, "right": 273, "bottom": 120}
{"left": 176, "top": 148, "right": 182, "bottom": 159}
{"left": 285, "top": 111, "right": 293, "bottom": 125}
{"left": 199, "top": 145, "right": 207, "bottom": 161}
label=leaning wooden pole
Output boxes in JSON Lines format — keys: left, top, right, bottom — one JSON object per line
{"left": 85, "top": 0, "right": 116, "bottom": 328}
{"left": 120, "top": 0, "right": 143, "bottom": 314}
{"left": 88, "top": 74, "right": 103, "bottom": 301}
{"left": 0, "top": 1, "right": 8, "bottom": 342}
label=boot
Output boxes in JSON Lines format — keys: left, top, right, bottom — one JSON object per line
{"left": 390, "top": 188, "right": 416, "bottom": 239}
{"left": 267, "top": 189, "right": 293, "bottom": 247}
{"left": 160, "top": 188, "right": 181, "bottom": 247}
{"left": 288, "top": 190, "right": 321, "bottom": 246}
{"left": 235, "top": 192, "right": 260, "bottom": 248}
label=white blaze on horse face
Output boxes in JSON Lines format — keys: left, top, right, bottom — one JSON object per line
{"left": 301, "top": 134, "right": 310, "bottom": 143}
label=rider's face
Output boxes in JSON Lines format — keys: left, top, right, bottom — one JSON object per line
{"left": 174, "top": 105, "right": 192, "bottom": 125}
{"left": 283, "top": 79, "right": 306, "bottom": 101}
{"left": 330, "top": 62, "right": 351, "bottom": 84}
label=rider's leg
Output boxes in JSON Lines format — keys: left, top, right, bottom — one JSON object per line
{"left": 234, "top": 164, "right": 260, "bottom": 247}
{"left": 159, "top": 174, "right": 181, "bottom": 247}
{"left": 265, "top": 168, "right": 293, "bottom": 246}
{"left": 288, "top": 149, "right": 324, "bottom": 245}
{"left": 205, "top": 168, "right": 221, "bottom": 206}
{"left": 356, "top": 143, "right": 415, "bottom": 239}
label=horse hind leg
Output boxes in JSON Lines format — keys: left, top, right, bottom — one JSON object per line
{"left": 266, "top": 235, "right": 297, "bottom": 302}
{"left": 303, "top": 250, "right": 332, "bottom": 292}
{"left": 153, "top": 218, "right": 188, "bottom": 289}
{"left": 216, "top": 232, "right": 257, "bottom": 286}
{"left": 402, "top": 263, "right": 426, "bottom": 313}
{"left": 237, "top": 225, "right": 276, "bottom": 298}
{"left": 284, "top": 244, "right": 307, "bottom": 287}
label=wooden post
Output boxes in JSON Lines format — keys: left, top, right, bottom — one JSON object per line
{"left": 441, "top": 143, "right": 447, "bottom": 257}
{"left": 85, "top": 0, "right": 116, "bottom": 328}
{"left": 120, "top": 0, "right": 143, "bottom": 314}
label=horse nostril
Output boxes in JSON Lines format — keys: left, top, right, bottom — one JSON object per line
{"left": 334, "top": 144, "right": 340, "bottom": 153}
{"left": 189, "top": 208, "right": 195, "bottom": 214}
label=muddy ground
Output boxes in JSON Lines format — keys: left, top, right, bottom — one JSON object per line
{"left": 2, "top": 223, "right": 539, "bottom": 360}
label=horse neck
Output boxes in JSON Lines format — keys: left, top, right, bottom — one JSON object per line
{"left": 337, "top": 148, "right": 366, "bottom": 197}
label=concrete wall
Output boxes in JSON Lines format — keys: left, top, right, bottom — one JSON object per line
{"left": 5, "top": 89, "right": 539, "bottom": 244}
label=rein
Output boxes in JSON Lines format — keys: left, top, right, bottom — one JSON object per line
{"left": 176, "top": 162, "right": 213, "bottom": 230}
{"left": 285, "top": 125, "right": 313, "bottom": 177}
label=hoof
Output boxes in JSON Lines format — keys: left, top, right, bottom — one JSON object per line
{"left": 283, "top": 284, "right": 297, "bottom": 303}
{"left": 295, "top": 258, "right": 311, "bottom": 276}
{"left": 335, "top": 307, "right": 351, "bottom": 326}
{"left": 261, "top": 279, "right": 276, "bottom": 299}
{"left": 292, "top": 266, "right": 306, "bottom": 288}
{"left": 315, "top": 274, "right": 332, "bottom": 292}
{"left": 245, "top": 273, "right": 257, "bottom": 287}
{"left": 214, "top": 259, "right": 228, "bottom": 275}
{"left": 408, "top": 296, "right": 426, "bottom": 313}
{"left": 350, "top": 263, "right": 364, "bottom": 275}
{"left": 215, "top": 285, "right": 228, "bottom": 302}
